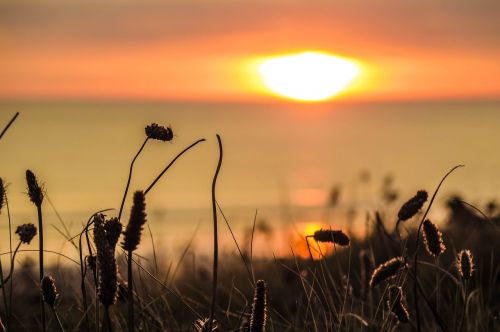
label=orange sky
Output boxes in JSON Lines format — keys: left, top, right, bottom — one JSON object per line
{"left": 1, "top": 0, "right": 500, "bottom": 102}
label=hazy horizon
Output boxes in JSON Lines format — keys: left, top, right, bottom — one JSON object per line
{"left": 1, "top": 99, "right": 498, "bottom": 260}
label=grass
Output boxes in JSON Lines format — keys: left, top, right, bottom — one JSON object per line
{"left": 0, "top": 113, "right": 498, "bottom": 331}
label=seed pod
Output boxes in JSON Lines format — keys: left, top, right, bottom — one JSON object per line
{"left": 93, "top": 214, "right": 119, "bottom": 307}
{"left": 387, "top": 286, "right": 409, "bottom": 323}
{"left": 145, "top": 123, "right": 173, "bottom": 141}
{"left": 41, "top": 276, "right": 59, "bottom": 308}
{"left": 15, "top": 223, "right": 37, "bottom": 244}
{"left": 104, "top": 217, "right": 122, "bottom": 248}
{"left": 122, "top": 191, "right": 147, "bottom": 252}
{"left": 313, "top": 229, "right": 350, "bottom": 246}
{"left": 26, "top": 170, "right": 44, "bottom": 207}
{"left": 370, "top": 257, "right": 406, "bottom": 288}
{"left": 457, "top": 249, "right": 474, "bottom": 280}
{"left": 250, "top": 280, "right": 267, "bottom": 332}
{"left": 422, "top": 219, "right": 445, "bottom": 257}
{"left": 397, "top": 190, "right": 428, "bottom": 221}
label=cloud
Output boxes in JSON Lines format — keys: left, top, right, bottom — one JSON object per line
{"left": 1, "top": 0, "right": 499, "bottom": 53}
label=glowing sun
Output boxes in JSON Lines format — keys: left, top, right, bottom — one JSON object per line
{"left": 258, "top": 51, "right": 360, "bottom": 102}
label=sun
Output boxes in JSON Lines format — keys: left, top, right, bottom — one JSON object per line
{"left": 257, "top": 51, "right": 360, "bottom": 102}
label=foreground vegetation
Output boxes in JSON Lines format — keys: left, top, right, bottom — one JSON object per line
{"left": 0, "top": 112, "right": 498, "bottom": 331}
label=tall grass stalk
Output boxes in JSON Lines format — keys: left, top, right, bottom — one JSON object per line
{"left": 26, "top": 169, "right": 46, "bottom": 332}
{"left": 207, "top": 134, "right": 223, "bottom": 332}
{"left": 4, "top": 195, "right": 13, "bottom": 331}
{"left": 37, "top": 204, "right": 46, "bottom": 331}
{"left": 0, "top": 252, "right": 8, "bottom": 323}
{"left": 79, "top": 211, "right": 111, "bottom": 332}
{"left": 122, "top": 192, "right": 147, "bottom": 332}
{"left": 412, "top": 165, "right": 463, "bottom": 332}
{"left": 0, "top": 180, "right": 8, "bottom": 327}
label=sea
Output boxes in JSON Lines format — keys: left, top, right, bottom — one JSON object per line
{"left": 0, "top": 99, "right": 498, "bottom": 264}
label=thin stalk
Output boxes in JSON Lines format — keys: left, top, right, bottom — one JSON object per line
{"left": 0, "top": 112, "right": 19, "bottom": 141}
{"left": 216, "top": 201, "right": 253, "bottom": 282}
{"left": 79, "top": 223, "right": 91, "bottom": 332}
{"left": 0, "top": 254, "right": 8, "bottom": 320}
{"left": 412, "top": 165, "right": 463, "bottom": 332}
{"left": 305, "top": 236, "right": 315, "bottom": 262}
{"left": 118, "top": 138, "right": 149, "bottom": 221}
{"left": 127, "top": 251, "right": 134, "bottom": 332}
{"left": 458, "top": 280, "right": 468, "bottom": 332}
{"left": 104, "top": 307, "right": 113, "bottom": 332}
{"left": 37, "top": 204, "right": 46, "bottom": 332}
{"left": 144, "top": 138, "right": 206, "bottom": 195}
{"left": 407, "top": 269, "right": 449, "bottom": 332}
{"left": 207, "top": 135, "right": 223, "bottom": 332}
{"left": 5, "top": 196, "right": 12, "bottom": 331}
{"left": 435, "top": 256, "right": 439, "bottom": 313}
{"left": 52, "top": 308, "right": 65, "bottom": 332}
{"left": 0, "top": 242, "right": 21, "bottom": 286}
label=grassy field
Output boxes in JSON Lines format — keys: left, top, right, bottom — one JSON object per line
{"left": 0, "top": 114, "right": 498, "bottom": 332}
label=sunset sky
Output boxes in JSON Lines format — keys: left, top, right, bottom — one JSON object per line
{"left": 1, "top": 0, "right": 500, "bottom": 102}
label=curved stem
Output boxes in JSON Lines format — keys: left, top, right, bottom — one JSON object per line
{"left": 412, "top": 165, "right": 463, "bottom": 332}
{"left": 0, "top": 249, "right": 79, "bottom": 266}
{"left": 0, "top": 242, "right": 22, "bottom": 286}
{"left": 119, "top": 138, "right": 149, "bottom": 221}
{"left": 144, "top": 139, "right": 206, "bottom": 195}
{"left": 207, "top": 135, "right": 223, "bottom": 332}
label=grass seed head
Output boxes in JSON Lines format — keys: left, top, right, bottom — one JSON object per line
{"left": 369, "top": 257, "right": 406, "bottom": 288}
{"left": 93, "top": 214, "right": 118, "bottom": 307}
{"left": 15, "top": 223, "right": 37, "bottom": 244}
{"left": 122, "top": 191, "right": 147, "bottom": 252}
{"left": 423, "top": 219, "right": 446, "bottom": 257}
{"left": 313, "top": 229, "right": 350, "bottom": 246}
{"left": 387, "top": 286, "right": 410, "bottom": 323}
{"left": 41, "top": 276, "right": 59, "bottom": 308}
{"left": 104, "top": 217, "right": 122, "bottom": 248}
{"left": 457, "top": 249, "right": 474, "bottom": 280}
{"left": 26, "top": 170, "right": 44, "bottom": 206}
{"left": 397, "top": 190, "right": 428, "bottom": 221}
{"left": 145, "top": 123, "right": 173, "bottom": 141}
{"left": 250, "top": 279, "right": 267, "bottom": 332}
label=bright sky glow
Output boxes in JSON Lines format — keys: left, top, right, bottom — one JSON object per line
{"left": 258, "top": 52, "right": 360, "bottom": 101}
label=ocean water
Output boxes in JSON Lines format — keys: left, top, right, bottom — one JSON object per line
{"left": 0, "top": 100, "right": 498, "bottom": 263}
